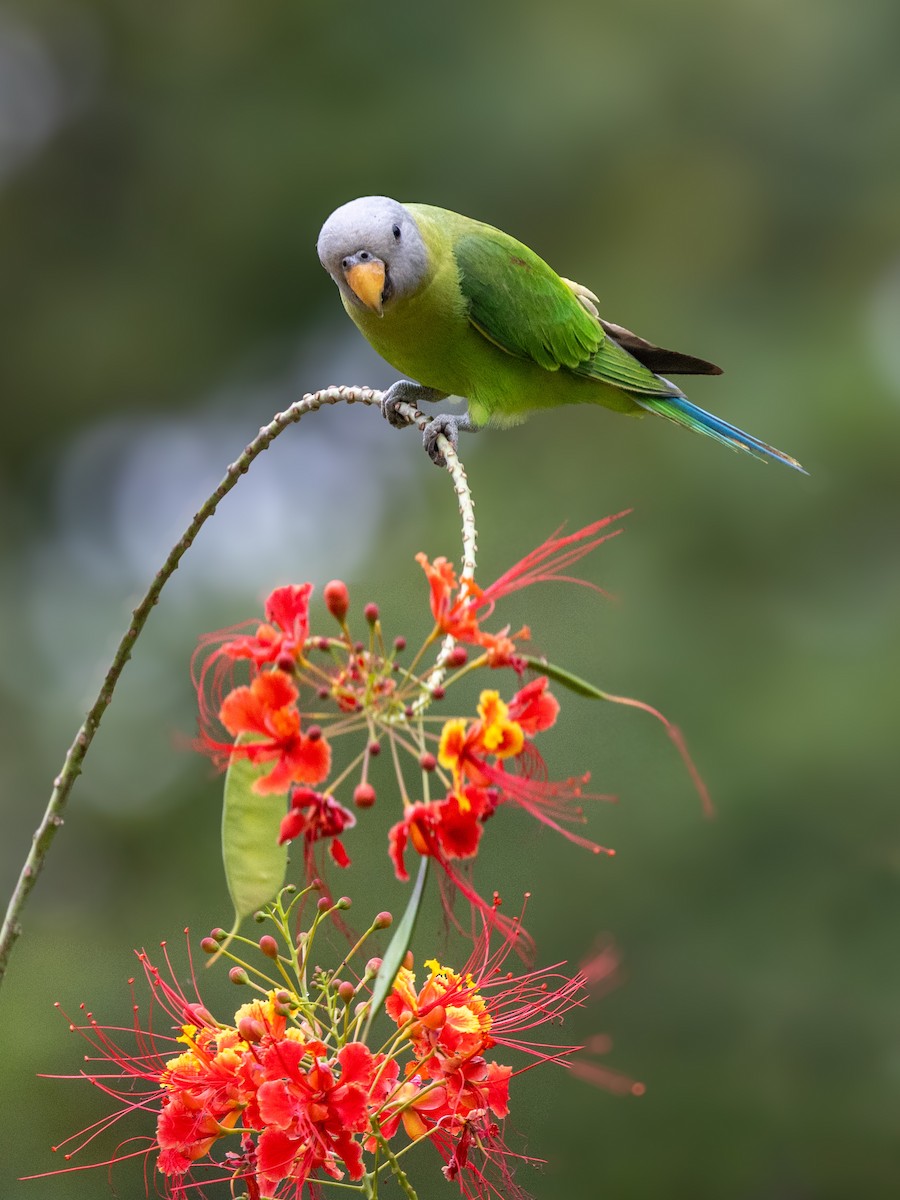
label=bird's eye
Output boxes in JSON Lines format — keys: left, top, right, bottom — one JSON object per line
{"left": 392, "top": 223, "right": 402, "bottom": 240}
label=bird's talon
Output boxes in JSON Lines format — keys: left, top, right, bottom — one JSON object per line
{"left": 381, "top": 395, "right": 412, "bottom": 430}
{"left": 423, "top": 415, "right": 458, "bottom": 468}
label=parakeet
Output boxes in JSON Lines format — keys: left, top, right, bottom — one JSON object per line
{"left": 317, "top": 196, "right": 804, "bottom": 472}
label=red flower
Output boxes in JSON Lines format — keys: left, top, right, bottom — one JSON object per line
{"left": 388, "top": 796, "right": 528, "bottom": 956}
{"left": 217, "top": 670, "right": 331, "bottom": 795}
{"left": 506, "top": 676, "right": 559, "bottom": 735}
{"left": 388, "top": 787, "right": 497, "bottom": 882}
{"left": 278, "top": 787, "right": 356, "bottom": 869}
{"left": 254, "top": 1040, "right": 378, "bottom": 1190}
{"left": 220, "top": 583, "right": 313, "bottom": 667}
{"left": 379, "top": 928, "right": 598, "bottom": 1199}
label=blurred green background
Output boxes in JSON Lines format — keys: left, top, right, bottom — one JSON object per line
{"left": 2, "top": 0, "right": 899, "bottom": 1196}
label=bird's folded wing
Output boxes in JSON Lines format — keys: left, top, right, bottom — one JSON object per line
{"left": 454, "top": 231, "right": 682, "bottom": 398}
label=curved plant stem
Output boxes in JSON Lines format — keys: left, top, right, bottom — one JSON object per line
{"left": 0, "top": 386, "right": 478, "bottom": 988}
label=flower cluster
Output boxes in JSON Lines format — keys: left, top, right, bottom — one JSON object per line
{"left": 193, "top": 518, "right": 635, "bottom": 940}
{"left": 39, "top": 891, "right": 629, "bottom": 1200}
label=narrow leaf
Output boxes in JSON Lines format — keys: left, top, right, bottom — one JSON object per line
{"left": 365, "top": 856, "right": 430, "bottom": 1038}
{"left": 523, "top": 656, "right": 713, "bottom": 816}
{"left": 522, "top": 655, "right": 617, "bottom": 701}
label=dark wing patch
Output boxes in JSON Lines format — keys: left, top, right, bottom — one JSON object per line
{"left": 599, "top": 319, "right": 723, "bottom": 376}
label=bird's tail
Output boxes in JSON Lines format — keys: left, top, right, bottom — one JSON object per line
{"left": 636, "top": 392, "right": 807, "bottom": 473}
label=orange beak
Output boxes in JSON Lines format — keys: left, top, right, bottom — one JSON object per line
{"left": 344, "top": 259, "right": 386, "bottom": 314}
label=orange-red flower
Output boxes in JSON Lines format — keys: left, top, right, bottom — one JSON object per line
{"left": 416, "top": 512, "right": 629, "bottom": 670}
{"left": 415, "top": 553, "right": 529, "bottom": 669}
{"left": 254, "top": 1040, "right": 381, "bottom": 1189}
{"left": 219, "top": 583, "right": 313, "bottom": 667}
{"left": 217, "top": 670, "right": 331, "bottom": 795}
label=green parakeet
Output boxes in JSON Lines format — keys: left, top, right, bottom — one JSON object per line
{"left": 317, "top": 196, "right": 804, "bottom": 472}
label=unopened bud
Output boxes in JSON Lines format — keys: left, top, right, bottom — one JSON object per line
{"left": 373, "top": 911, "right": 392, "bottom": 930}
{"left": 364, "top": 602, "right": 379, "bottom": 624}
{"left": 238, "top": 1016, "right": 266, "bottom": 1043}
{"left": 275, "top": 652, "right": 295, "bottom": 673}
{"left": 365, "top": 957, "right": 382, "bottom": 976}
{"left": 336, "top": 896, "right": 352, "bottom": 910}
{"left": 306, "top": 724, "right": 322, "bottom": 742}
{"left": 338, "top": 980, "right": 356, "bottom": 1004}
{"left": 354, "top": 782, "right": 376, "bottom": 808}
{"left": 316, "top": 896, "right": 332, "bottom": 912}
{"left": 258, "top": 935, "right": 279, "bottom": 959}
{"left": 431, "top": 685, "right": 445, "bottom": 700}
{"left": 419, "top": 752, "right": 437, "bottom": 772}
{"left": 403, "top": 950, "right": 414, "bottom": 970}
{"left": 200, "top": 937, "right": 218, "bottom": 955}
{"left": 210, "top": 928, "right": 227, "bottom": 942}
{"left": 367, "top": 740, "right": 381, "bottom": 757}
{"left": 447, "top": 646, "right": 468, "bottom": 667}
{"left": 229, "top": 967, "right": 249, "bottom": 985}
{"left": 394, "top": 635, "right": 407, "bottom": 652}
{"left": 323, "top": 580, "right": 350, "bottom": 622}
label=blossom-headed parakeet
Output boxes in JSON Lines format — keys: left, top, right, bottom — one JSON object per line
{"left": 317, "top": 197, "right": 804, "bottom": 472}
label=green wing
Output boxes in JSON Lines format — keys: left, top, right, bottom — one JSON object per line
{"left": 453, "top": 227, "right": 678, "bottom": 398}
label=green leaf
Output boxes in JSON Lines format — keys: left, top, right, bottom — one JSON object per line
{"left": 364, "top": 855, "right": 430, "bottom": 1039}
{"left": 221, "top": 748, "right": 289, "bottom": 932}
{"left": 521, "top": 655, "right": 616, "bottom": 701}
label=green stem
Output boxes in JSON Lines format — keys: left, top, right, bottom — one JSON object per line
{"left": 372, "top": 1133, "right": 420, "bottom": 1200}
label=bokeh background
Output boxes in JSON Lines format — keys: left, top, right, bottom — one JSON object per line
{"left": 2, "top": 1, "right": 900, "bottom": 1196}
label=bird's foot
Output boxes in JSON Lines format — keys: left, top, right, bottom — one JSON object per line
{"left": 422, "top": 411, "right": 478, "bottom": 468}
{"left": 380, "top": 380, "right": 447, "bottom": 431}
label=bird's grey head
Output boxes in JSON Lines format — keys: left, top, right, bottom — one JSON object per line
{"left": 316, "top": 196, "right": 429, "bottom": 316}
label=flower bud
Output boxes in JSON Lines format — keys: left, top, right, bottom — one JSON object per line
{"left": 431, "top": 685, "right": 445, "bottom": 700}
{"left": 210, "top": 928, "right": 227, "bottom": 942}
{"left": 200, "top": 937, "right": 218, "bottom": 955}
{"left": 229, "top": 967, "right": 249, "bottom": 985}
{"left": 258, "top": 935, "right": 279, "bottom": 959}
{"left": 367, "top": 740, "right": 381, "bottom": 757}
{"left": 238, "top": 1016, "right": 266, "bottom": 1043}
{"left": 338, "top": 980, "right": 356, "bottom": 1004}
{"left": 373, "top": 911, "right": 392, "bottom": 930}
{"left": 185, "top": 1003, "right": 214, "bottom": 1025}
{"left": 316, "top": 896, "right": 332, "bottom": 912}
{"left": 306, "top": 724, "right": 322, "bottom": 742}
{"left": 336, "top": 896, "right": 352, "bottom": 910}
{"left": 394, "top": 635, "right": 407, "bottom": 652}
{"left": 275, "top": 652, "right": 295, "bottom": 673}
{"left": 419, "top": 752, "right": 437, "bottom": 772}
{"left": 364, "top": 602, "right": 379, "bottom": 624}
{"left": 323, "top": 580, "right": 350, "bottom": 622}
{"left": 403, "top": 950, "right": 414, "bottom": 970}
{"left": 365, "top": 957, "right": 382, "bottom": 976}
{"left": 447, "top": 645, "right": 468, "bottom": 667}
{"left": 354, "top": 782, "right": 376, "bottom": 808}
